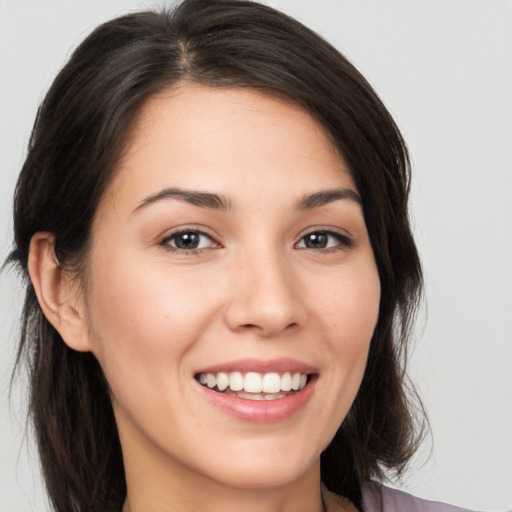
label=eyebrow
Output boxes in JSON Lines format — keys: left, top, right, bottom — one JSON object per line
{"left": 132, "top": 186, "right": 233, "bottom": 213}
{"left": 295, "top": 188, "right": 361, "bottom": 210}
{"left": 132, "top": 186, "right": 361, "bottom": 215}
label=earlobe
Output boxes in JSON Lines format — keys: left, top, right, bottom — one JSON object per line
{"left": 28, "top": 232, "right": 93, "bottom": 352}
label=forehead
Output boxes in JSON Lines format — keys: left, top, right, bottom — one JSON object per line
{"left": 103, "top": 84, "right": 356, "bottom": 214}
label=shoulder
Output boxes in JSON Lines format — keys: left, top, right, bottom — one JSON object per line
{"left": 361, "top": 481, "right": 479, "bottom": 512}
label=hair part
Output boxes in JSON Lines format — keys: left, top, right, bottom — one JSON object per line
{"left": 9, "top": 1, "right": 425, "bottom": 510}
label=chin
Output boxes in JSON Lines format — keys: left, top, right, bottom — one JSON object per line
{"left": 189, "top": 435, "right": 322, "bottom": 491}
{"left": 205, "top": 458, "right": 317, "bottom": 491}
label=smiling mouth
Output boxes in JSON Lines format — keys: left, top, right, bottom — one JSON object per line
{"left": 195, "top": 371, "right": 311, "bottom": 401}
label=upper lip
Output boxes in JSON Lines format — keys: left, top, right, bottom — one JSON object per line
{"left": 194, "top": 357, "right": 318, "bottom": 375}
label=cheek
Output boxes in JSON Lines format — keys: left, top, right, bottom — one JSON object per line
{"left": 83, "top": 255, "right": 218, "bottom": 394}
{"left": 315, "top": 260, "right": 380, "bottom": 390}
{"left": 295, "top": 260, "right": 380, "bottom": 451}
{"left": 320, "top": 262, "right": 380, "bottom": 344}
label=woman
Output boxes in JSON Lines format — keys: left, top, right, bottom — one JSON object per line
{"left": 7, "top": 1, "right": 476, "bottom": 511}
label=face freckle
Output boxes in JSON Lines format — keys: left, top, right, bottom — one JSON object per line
{"left": 83, "top": 84, "right": 380, "bottom": 495}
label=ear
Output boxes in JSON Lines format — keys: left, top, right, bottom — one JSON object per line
{"left": 28, "top": 232, "right": 93, "bottom": 352}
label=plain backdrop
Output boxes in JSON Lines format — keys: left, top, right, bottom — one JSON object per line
{"left": 1, "top": 1, "right": 511, "bottom": 511}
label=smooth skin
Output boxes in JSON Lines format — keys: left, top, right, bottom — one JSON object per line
{"left": 29, "top": 85, "right": 380, "bottom": 512}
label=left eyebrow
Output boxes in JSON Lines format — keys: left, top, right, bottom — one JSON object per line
{"left": 295, "top": 188, "right": 361, "bottom": 210}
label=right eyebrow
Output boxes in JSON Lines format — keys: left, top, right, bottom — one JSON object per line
{"left": 131, "top": 186, "right": 233, "bottom": 214}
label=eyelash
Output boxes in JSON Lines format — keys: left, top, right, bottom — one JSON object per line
{"left": 159, "top": 228, "right": 353, "bottom": 255}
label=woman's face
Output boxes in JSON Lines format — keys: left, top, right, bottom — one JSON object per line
{"left": 81, "top": 85, "right": 380, "bottom": 492}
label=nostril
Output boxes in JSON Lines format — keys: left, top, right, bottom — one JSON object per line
{"left": 223, "top": 284, "right": 305, "bottom": 337}
{"left": 238, "top": 321, "right": 299, "bottom": 337}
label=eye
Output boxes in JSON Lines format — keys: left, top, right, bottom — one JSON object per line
{"left": 161, "top": 230, "right": 217, "bottom": 252}
{"left": 296, "top": 231, "right": 352, "bottom": 250}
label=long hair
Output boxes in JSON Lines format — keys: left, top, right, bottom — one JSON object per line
{"left": 9, "top": 1, "right": 424, "bottom": 510}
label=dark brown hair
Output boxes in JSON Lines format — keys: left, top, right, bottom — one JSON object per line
{"left": 9, "top": 1, "right": 424, "bottom": 510}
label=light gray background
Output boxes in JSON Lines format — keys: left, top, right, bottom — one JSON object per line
{"left": 1, "top": 1, "right": 511, "bottom": 511}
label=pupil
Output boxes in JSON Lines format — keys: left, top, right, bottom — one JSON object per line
{"left": 175, "top": 232, "right": 199, "bottom": 249}
{"left": 306, "top": 233, "right": 327, "bottom": 248}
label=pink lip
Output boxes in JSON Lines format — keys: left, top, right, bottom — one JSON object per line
{"left": 194, "top": 359, "right": 318, "bottom": 424}
{"left": 196, "top": 379, "right": 316, "bottom": 423}
{"left": 194, "top": 357, "right": 318, "bottom": 375}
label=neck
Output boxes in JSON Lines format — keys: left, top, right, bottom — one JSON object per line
{"left": 123, "top": 470, "right": 326, "bottom": 512}
{"left": 121, "top": 440, "right": 325, "bottom": 512}
{"left": 125, "top": 466, "right": 327, "bottom": 512}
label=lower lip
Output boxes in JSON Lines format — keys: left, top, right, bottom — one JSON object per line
{"left": 196, "top": 376, "right": 317, "bottom": 423}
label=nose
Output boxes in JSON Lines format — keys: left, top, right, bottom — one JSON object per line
{"left": 223, "top": 250, "right": 306, "bottom": 338}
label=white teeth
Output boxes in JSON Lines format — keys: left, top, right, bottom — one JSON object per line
{"left": 197, "top": 370, "right": 310, "bottom": 395}
{"left": 244, "top": 372, "right": 262, "bottom": 393}
{"left": 206, "top": 373, "right": 216, "bottom": 388}
{"left": 264, "top": 393, "right": 287, "bottom": 400}
{"left": 216, "top": 372, "right": 229, "bottom": 391}
{"left": 229, "top": 372, "right": 244, "bottom": 392}
{"left": 235, "top": 391, "right": 265, "bottom": 401}
{"left": 262, "top": 372, "right": 281, "bottom": 393}
{"left": 281, "top": 372, "right": 292, "bottom": 391}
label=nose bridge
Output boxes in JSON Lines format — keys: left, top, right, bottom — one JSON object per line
{"left": 224, "top": 244, "right": 303, "bottom": 336}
